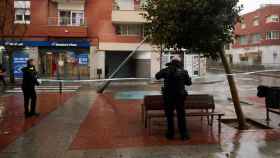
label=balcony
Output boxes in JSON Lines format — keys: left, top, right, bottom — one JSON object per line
{"left": 112, "top": 0, "right": 148, "bottom": 24}
{"left": 112, "top": 10, "right": 147, "bottom": 24}
{"left": 47, "top": 17, "right": 87, "bottom": 37}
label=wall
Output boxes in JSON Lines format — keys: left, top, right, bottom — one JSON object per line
{"left": 150, "top": 51, "right": 161, "bottom": 78}
{"left": 228, "top": 45, "right": 280, "bottom": 65}
{"left": 86, "top": 0, "right": 143, "bottom": 43}
{"left": 91, "top": 49, "right": 105, "bottom": 79}
{"left": 233, "top": 5, "right": 280, "bottom": 48}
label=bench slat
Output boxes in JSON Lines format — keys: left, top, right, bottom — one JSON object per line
{"left": 147, "top": 112, "right": 224, "bottom": 117}
{"left": 144, "top": 94, "right": 215, "bottom": 110}
{"left": 268, "top": 108, "right": 280, "bottom": 114}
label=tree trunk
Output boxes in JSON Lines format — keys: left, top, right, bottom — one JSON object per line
{"left": 219, "top": 49, "right": 247, "bottom": 129}
{"left": 7, "top": 47, "right": 15, "bottom": 83}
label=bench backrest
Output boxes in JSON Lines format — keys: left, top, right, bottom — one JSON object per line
{"left": 144, "top": 94, "right": 215, "bottom": 110}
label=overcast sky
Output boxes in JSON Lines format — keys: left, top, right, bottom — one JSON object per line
{"left": 238, "top": 0, "right": 280, "bottom": 14}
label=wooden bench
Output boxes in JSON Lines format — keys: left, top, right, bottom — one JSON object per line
{"left": 142, "top": 94, "right": 224, "bottom": 133}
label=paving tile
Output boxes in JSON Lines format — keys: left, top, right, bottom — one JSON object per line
{"left": 2, "top": 82, "right": 280, "bottom": 158}
{"left": 58, "top": 150, "right": 86, "bottom": 158}
{"left": 0, "top": 93, "right": 75, "bottom": 151}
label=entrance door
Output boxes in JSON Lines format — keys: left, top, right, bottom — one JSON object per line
{"left": 105, "top": 51, "right": 134, "bottom": 78}
{"left": 40, "top": 52, "right": 58, "bottom": 78}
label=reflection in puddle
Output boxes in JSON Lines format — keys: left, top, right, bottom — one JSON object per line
{"left": 114, "top": 91, "right": 161, "bottom": 100}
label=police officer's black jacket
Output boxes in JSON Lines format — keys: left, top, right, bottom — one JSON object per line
{"left": 21, "top": 66, "right": 39, "bottom": 89}
{"left": 155, "top": 61, "right": 192, "bottom": 96}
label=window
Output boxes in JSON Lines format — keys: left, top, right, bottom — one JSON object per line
{"left": 266, "top": 15, "right": 280, "bottom": 23}
{"left": 251, "top": 33, "right": 262, "bottom": 44}
{"left": 59, "top": 10, "right": 84, "bottom": 26}
{"left": 116, "top": 24, "right": 143, "bottom": 36}
{"left": 266, "top": 31, "right": 280, "bottom": 40}
{"left": 14, "top": 1, "right": 31, "bottom": 24}
{"left": 239, "top": 36, "right": 249, "bottom": 45}
{"left": 253, "top": 17, "right": 260, "bottom": 26}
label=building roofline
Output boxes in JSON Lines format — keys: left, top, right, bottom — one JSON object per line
{"left": 241, "top": 4, "right": 280, "bottom": 16}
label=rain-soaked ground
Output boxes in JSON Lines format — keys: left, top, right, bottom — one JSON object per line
{"left": 0, "top": 72, "right": 280, "bottom": 158}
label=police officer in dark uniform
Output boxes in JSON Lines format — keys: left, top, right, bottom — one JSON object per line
{"left": 21, "top": 59, "right": 40, "bottom": 118}
{"left": 155, "top": 58, "right": 192, "bottom": 140}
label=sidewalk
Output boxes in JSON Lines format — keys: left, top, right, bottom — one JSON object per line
{"left": 1, "top": 86, "right": 280, "bottom": 157}
{"left": 208, "top": 67, "right": 280, "bottom": 78}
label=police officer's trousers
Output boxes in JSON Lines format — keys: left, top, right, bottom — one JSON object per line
{"left": 163, "top": 95, "right": 188, "bottom": 137}
{"left": 22, "top": 88, "right": 37, "bottom": 115}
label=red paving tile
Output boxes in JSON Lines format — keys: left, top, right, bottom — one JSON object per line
{"left": 245, "top": 96, "right": 265, "bottom": 106}
{"left": 71, "top": 93, "right": 280, "bottom": 150}
{"left": 71, "top": 94, "right": 222, "bottom": 149}
{"left": 0, "top": 93, "right": 75, "bottom": 151}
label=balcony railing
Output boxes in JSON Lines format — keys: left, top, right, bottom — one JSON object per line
{"left": 48, "top": 17, "right": 87, "bottom": 27}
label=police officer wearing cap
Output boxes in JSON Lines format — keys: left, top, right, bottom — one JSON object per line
{"left": 21, "top": 59, "right": 40, "bottom": 118}
{"left": 155, "top": 57, "right": 192, "bottom": 140}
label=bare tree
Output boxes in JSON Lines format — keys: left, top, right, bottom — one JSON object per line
{"left": 0, "top": 0, "right": 28, "bottom": 83}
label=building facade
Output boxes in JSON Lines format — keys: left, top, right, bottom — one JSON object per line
{"left": 0, "top": 0, "right": 207, "bottom": 79}
{"left": 0, "top": 0, "right": 161, "bottom": 79}
{"left": 226, "top": 4, "right": 280, "bottom": 66}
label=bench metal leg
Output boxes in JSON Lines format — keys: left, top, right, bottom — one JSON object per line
{"left": 206, "top": 109, "right": 210, "bottom": 125}
{"left": 210, "top": 115, "right": 214, "bottom": 126}
{"left": 218, "top": 115, "right": 222, "bottom": 133}
{"left": 266, "top": 109, "right": 270, "bottom": 121}
{"left": 145, "top": 115, "right": 148, "bottom": 128}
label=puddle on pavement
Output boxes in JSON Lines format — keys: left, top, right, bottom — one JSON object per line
{"left": 222, "top": 118, "right": 272, "bottom": 130}
{"left": 114, "top": 91, "right": 161, "bottom": 100}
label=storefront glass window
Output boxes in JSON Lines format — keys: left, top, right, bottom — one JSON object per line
{"left": 39, "top": 49, "right": 89, "bottom": 79}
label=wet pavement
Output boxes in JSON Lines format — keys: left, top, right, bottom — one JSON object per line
{"left": 0, "top": 73, "right": 280, "bottom": 157}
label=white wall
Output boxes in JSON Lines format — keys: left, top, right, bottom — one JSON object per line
{"left": 227, "top": 45, "right": 280, "bottom": 65}
{"left": 58, "top": 3, "right": 84, "bottom": 10}
{"left": 90, "top": 48, "right": 105, "bottom": 79}
{"left": 133, "top": 51, "right": 151, "bottom": 59}
{"left": 150, "top": 52, "right": 161, "bottom": 78}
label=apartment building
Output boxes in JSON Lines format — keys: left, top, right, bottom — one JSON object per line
{"left": 0, "top": 0, "right": 159, "bottom": 79}
{"left": 226, "top": 4, "right": 280, "bottom": 66}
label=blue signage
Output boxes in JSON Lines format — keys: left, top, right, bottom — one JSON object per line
{"left": 1, "top": 40, "right": 91, "bottom": 48}
{"left": 77, "top": 53, "right": 89, "bottom": 65}
{"left": 13, "top": 52, "right": 29, "bottom": 78}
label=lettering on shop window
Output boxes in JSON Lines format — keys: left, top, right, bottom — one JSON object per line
{"left": 50, "top": 43, "right": 78, "bottom": 47}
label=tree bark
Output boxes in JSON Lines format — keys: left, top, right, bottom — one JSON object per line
{"left": 219, "top": 49, "right": 247, "bottom": 129}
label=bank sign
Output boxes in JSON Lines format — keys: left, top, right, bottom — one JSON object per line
{"left": 13, "top": 52, "right": 29, "bottom": 78}
{"left": 1, "top": 40, "right": 90, "bottom": 48}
